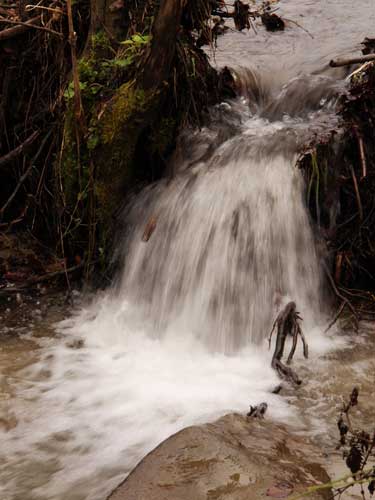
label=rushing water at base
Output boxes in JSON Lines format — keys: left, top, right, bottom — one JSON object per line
{"left": 1, "top": 1, "right": 375, "bottom": 499}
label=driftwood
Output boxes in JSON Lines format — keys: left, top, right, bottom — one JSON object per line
{"left": 268, "top": 301, "right": 308, "bottom": 385}
{"left": 330, "top": 54, "right": 375, "bottom": 68}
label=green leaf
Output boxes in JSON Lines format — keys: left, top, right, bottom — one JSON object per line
{"left": 87, "top": 135, "right": 99, "bottom": 150}
{"left": 113, "top": 56, "right": 134, "bottom": 68}
{"left": 120, "top": 33, "right": 151, "bottom": 46}
{"left": 90, "top": 85, "right": 102, "bottom": 95}
{"left": 132, "top": 34, "right": 149, "bottom": 44}
{"left": 63, "top": 82, "right": 75, "bottom": 99}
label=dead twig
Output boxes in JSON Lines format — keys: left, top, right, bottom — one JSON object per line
{"left": 0, "top": 130, "right": 39, "bottom": 168}
{"left": 330, "top": 54, "right": 375, "bottom": 67}
{"left": 0, "top": 17, "right": 62, "bottom": 38}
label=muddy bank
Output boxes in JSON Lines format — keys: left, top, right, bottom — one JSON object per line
{"left": 108, "top": 413, "right": 331, "bottom": 500}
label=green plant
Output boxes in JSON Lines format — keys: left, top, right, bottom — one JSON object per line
{"left": 117, "top": 33, "right": 152, "bottom": 69}
{"left": 290, "top": 388, "right": 375, "bottom": 499}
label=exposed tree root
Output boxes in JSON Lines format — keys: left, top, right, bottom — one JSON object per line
{"left": 323, "top": 263, "right": 359, "bottom": 333}
{"left": 269, "top": 302, "right": 308, "bottom": 386}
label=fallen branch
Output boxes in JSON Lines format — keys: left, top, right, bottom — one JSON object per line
{"left": 24, "top": 262, "right": 83, "bottom": 286}
{"left": 329, "top": 54, "right": 375, "bottom": 67}
{"left": 0, "top": 17, "right": 62, "bottom": 38}
{"left": 0, "top": 263, "right": 84, "bottom": 296}
{"left": 0, "top": 14, "right": 39, "bottom": 40}
{"left": 0, "top": 130, "right": 39, "bottom": 168}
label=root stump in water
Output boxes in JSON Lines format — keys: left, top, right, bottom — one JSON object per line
{"left": 268, "top": 302, "right": 308, "bottom": 385}
{"left": 247, "top": 402, "right": 268, "bottom": 419}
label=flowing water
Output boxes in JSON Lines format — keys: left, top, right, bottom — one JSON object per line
{"left": 1, "top": 1, "right": 375, "bottom": 499}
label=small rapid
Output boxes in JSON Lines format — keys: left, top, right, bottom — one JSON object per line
{"left": 1, "top": 1, "right": 374, "bottom": 499}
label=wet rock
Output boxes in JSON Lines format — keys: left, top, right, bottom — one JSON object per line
{"left": 107, "top": 413, "right": 331, "bottom": 500}
{"left": 261, "top": 13, "right": 285, "bottom": 32}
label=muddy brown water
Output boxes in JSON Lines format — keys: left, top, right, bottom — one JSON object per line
{"left": 1, "top": 1, "right": 375, "bottom": 499}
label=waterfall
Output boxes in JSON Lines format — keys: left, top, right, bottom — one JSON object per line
{"left": 113, "top": 95, "right": 325, "bottom": 353}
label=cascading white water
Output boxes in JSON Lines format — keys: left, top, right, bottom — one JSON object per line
{"left": 114, "top": 111, "right": 324, "bottom": 353}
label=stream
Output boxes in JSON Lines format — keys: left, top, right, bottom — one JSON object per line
{"left": 1, "top": 1, "right": 375, "bottom": 499}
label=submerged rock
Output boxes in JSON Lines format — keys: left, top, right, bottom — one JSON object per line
{"left": 107, "top": 413, "right": 331, "bottom": 500}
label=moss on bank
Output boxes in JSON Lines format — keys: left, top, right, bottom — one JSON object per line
{"left": 58, "top": 0, "right": 219, "bottom": 279}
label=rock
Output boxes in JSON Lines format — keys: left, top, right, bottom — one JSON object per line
{"left": 261, "top": 13, "right": 285, "bottom": 32}
{"left": 107, "top": 413, "right": 331, "bottom": 500}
